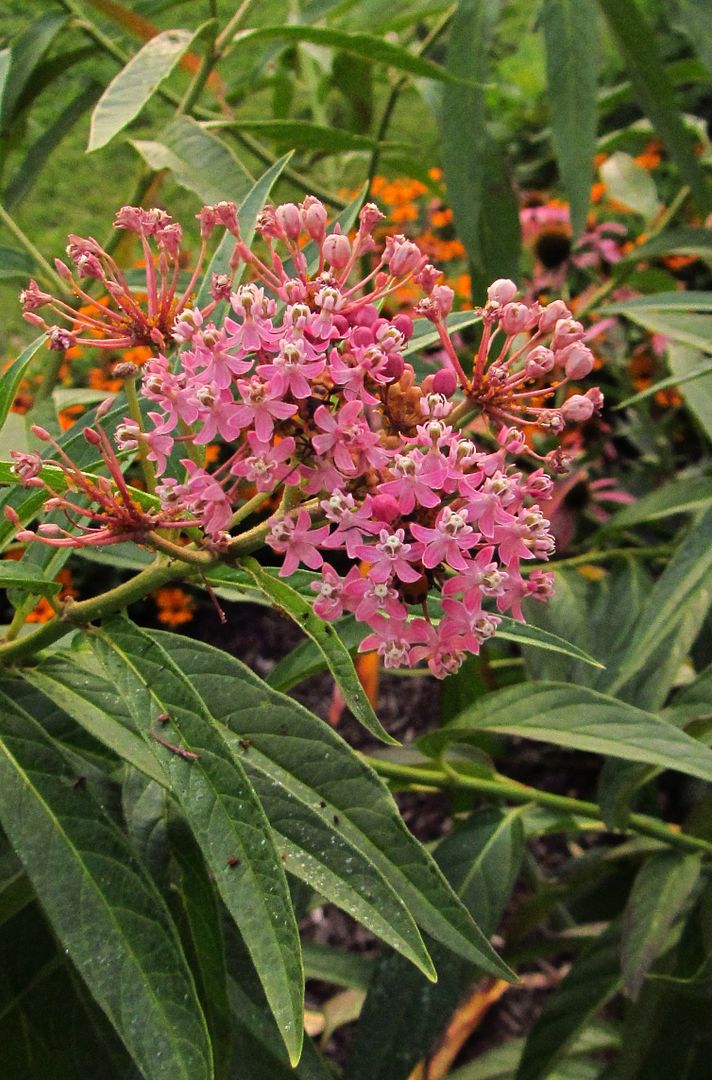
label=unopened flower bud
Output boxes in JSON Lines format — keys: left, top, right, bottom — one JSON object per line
{"left": 276, "top": 202, "right": 302, "bottom": 240}
{"left": 501, "top": 302, "right": 530, "bottom": 336}
{"left": 561, "top": 343, "right": 594, "bottom": 380}
{"left": 48, "top": 326, "right": 75, "bottom": 351}
{"left": 4, "top": 506, "right": 21, "bottom": 525}
{"left": 301, "top": 196, "right": 327, "bottom": 241}
{"left": 525, "top": 345, "right": 555, "bottom": 377}
{"left": 538, "top": 299, "right": 570, "bottom": 333}
{"left": 392, "top": 314, "right": 413, "bottom": 340}
{"left": 487, "top": 278, "right": 518, "bottom": 306}
{"left": 552, "top": 317, "right": 584, "bottom": 350}
{"left": 371, "top": 494, "right": 400, "bottom": 523}
{"left": 30, "top": 425, "right": 52, "bottom": 442}
{"left": 432, "top": 367, "right": 458, "bottom": 396}
{"left": 387, "top": 236, "right": 421, "bottom": 276}
{"left": 112, "top": 361, "right": 139, "bottom": 379}
{"left": 382, "top": 353, "right": 404, "bottom": 381}
{"left": 82, "top": 427, "right": 102, "bottom": 446}
{"left": 323, "top": 231, "right": 351, "bottom": 269}
{"left": 561, "top": 394, "right": 595, "bottom": 423}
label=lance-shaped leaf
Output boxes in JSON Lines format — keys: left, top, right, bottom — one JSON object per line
{"left": 347, "top": 806, "right": 524, "bottom": 1080}
{"left": 0, "top": 684, "right": 212, "bottom": 1080}
{"left": 240, "top": 556, "right": 396, "bottom": 744}
{"left": 0, "top": 334, "right": 46, "bottom": 433}
{"left": 152, "top": 630, "right": 512, "bottom": 980}
{"left": 516, "top": 922, "right": 622, "bottom": 1080}
{"left": 597, "top": 0, "right": 712, "bottom": 212}
{"left": 230, "top": 25, "right": 470, "bottom": 84}
{"left": 206, "top": 119, "right": 394, "bottom": 154}
{"left": 420, "top": 681, "right": 712, "bottom": 782}
{"left": 0, "top": 12, "right": 67, "bottom": 130}
{"left": 132, "top": 116, "right": 253, "bottom": 205}
{"left": 0, "top": 561, "right": 62, "bottom": 597}
{"left": 0, "top": 246, "right": 36, "bottom": 280}
{"left": 89, "top": 28, "right": 197, "bottom": 151}
{"left": 606, "top": 505, "right": 712, "bottom": 695}
{"left": 621, "top": 851, "right": 701, "bottom": 1000}
{"left": 26, "top": 643, "right": 437, "bottom": 982}
{"left": 542, "top": 0, "right": 598, "bottom": 236}
{"left": 601, "top": 477, "right": 712, "bottom": 531}
{"left": 90, "top": 616, "right": 305, "bottom": 1066}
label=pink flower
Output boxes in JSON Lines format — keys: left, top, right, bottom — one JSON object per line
{"left": 355, "top": 527, "right": 423, "bottom": 584}
{"left": 267, "top": 509, "right": 330, "bottom": 576}
{"left": 410, "top": 506, "right": 480, "bottom": 571}
{"left": 233, "top": 375, "right": 298, "bottom": 441}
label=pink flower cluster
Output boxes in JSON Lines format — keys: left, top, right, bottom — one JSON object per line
{"left": 13, "top": 195, "right": 605, "bottom": 677}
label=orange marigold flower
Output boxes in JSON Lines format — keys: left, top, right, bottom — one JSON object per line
{"left": 154, "top": 586, "right": 195, "bottom": 626}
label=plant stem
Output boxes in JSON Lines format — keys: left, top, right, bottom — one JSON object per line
{"left": 362, "top": 755, "right": 712, "bottom": 858}
{"left": 0, "top": 204, "right": 70, "bottom": 295}
{"left": 523, "top": 544, "right": 673, "bottom": 574}
{"left": 0, "top": 558, "right": 188, "bottom": 665}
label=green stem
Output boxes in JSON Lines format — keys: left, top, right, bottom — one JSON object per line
{"left": 0, "top": 204, "right": 70, "bottom": 295}
{"left": 362, "top": 755, "right": 712, "bottom": 858}
{"left": 214, "top": 0, "right": 259, "bottom": 53}
{"left": 177, "top": 28, "right": 218, "bottom": 116}
{"left": 124, "top": 377, "right": 157, "bottom": 493}
{"left": 230, "top": 488, "right": 275, "bottom": 529}
{"left": 0, "top": 558, "right": 188, "bottom": 666}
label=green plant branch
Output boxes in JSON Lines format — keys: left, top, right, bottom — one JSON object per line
{"left": 0, "top": 204, "right": 71, "bottom": 296}
{"left": 0, "top": 557, "right": 190, "bottom": 665}
{"left": 362, "top": 755, "right": 712, "bottom": 858}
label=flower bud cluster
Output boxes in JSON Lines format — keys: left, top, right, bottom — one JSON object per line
{"left": 13, "top": 197, "right": 605, "bottom": 677}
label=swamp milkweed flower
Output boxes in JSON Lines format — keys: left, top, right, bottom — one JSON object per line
{"left": 10, "top": 196, "right": 604, "bottom": 678}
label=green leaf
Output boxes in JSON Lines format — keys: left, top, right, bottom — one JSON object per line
{"left": 153, "top": 630, "right": 511, "bottom": 980}
{"left": 0, "top": 335, "right": 46, "bottom": 435}
{"left": 622, "top": 852, "right": 701, "bottom": 999}
{"left": 599, "top": 151, "right": 659, "bottom": 219}
{"left": 542, "top": 0, "right": 598, "bottom": 237}
{"left": 206, "top": 118, "right": 393, "bottom": 154}
{"left": 240, "top": 556, "right": 396, "bottom": 745}
{"left": 601, "top": 477, "right": 712, "bottom": 530}
{"left": 168, "top": 815, "right": 233, "bottom": 1080}
{"left": 516, "top": 922, "right": 622, "bottom": 1080}
{"left": 21, "top": 652, "right": 166, "bottom": 785}
{"left": 450, "top": 1022, "right": 620, "bottom": 1079}
{"left": 606, "top": 505, "right": 712, "bottom": 695}
{"left": 596, "top": 0, "right": 712, "bottom": 212}
{"left": 230, "top": 25, "right": 469, "bottom": 83}
{"left": 442, "top": 0, "right": 506, "bottom": 274}
{"left": 5, "top": 83, "right": 102, "bottom": 210}
{"left": 46, "top": 635, "right": 437, "bottom": 982}
{"left": 88, "top": 28, "right": 196, "bottom": 151}
{"left": 616, "top": 359, "right": 712, "bottom": 409}
{"left": 620, "top": 228, "right": 712, "bottom": 263}
{"left": 667, "top": 343, "right": 712, "bottom": 441}
{"left": 0, "top": 13, "right": 67, "bottom": 131}
{"left": 302, "top": 942, "right": 375, "bottom": 991}
{"left": 132, "top": 116, "right": 253, "bottom": 205}
{"left": 0, "top": 561, "right": 62, "bottom": 598}
{"left": 0, "top": 683, "right": 212, "bottom": 1080}
{"left": 195, "top": 151, "right": 294, "bottom": 309}
{"left": 347, "top": 806, "right": 524, "bottom": 1080}
{"left": 617, "top": 311, "right": 712, "bottom": 356}
{"left": 420, "top": 681, "right": 712, "bottom": 782}
{"left": 0, "top": 247, "right": 36, "bottom": 280}
{"left": 675, "top": 0, "right": 712, "bottom": 75}
{"left": 0, "top": 846, "right": 32, "bottom": 929}
{"left": 604, "top": 291, "right": 712, "bottom": 314}
{"left": 497, "top": 616, "right": 604, "bottom": 668}
{"left": 90, "top": 615, "right": 305, "bottom": 1066}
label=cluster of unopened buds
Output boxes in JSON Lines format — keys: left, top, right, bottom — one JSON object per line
{"left": 12, "top": 194, "right": 604, "bottom": 677}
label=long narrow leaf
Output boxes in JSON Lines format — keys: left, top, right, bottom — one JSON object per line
{"left": 0, "top": 684, "right": 212, "bottom": 1080}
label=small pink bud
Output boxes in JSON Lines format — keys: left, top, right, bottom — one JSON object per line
{"left": 4, "top": 506, "right": 21, "bottom": 525}
{"left": 538, "top": 299, "right": 570, "bottom": 333}
{"left": 383, "top": 353, "right": 404, "bottom": 381}
{"left": 323, "top": 230, "right": 351, "bottom": 269}
{"left": 432, "top": 367, "right": 458, "bottom": 396}
{"left": 83, "top": 427, "right": 102, "bottom": 446}
{"left": 54, "top": 258, "right": 72, "bottom": 280}
{"left": 552, "top": 317, "right": 584, "bottom": 350}
{"left": 561, "top": 394, "right": 595, "bottom": 423}
{"left": 371, "top": 494, "right": 400, "bottom": 523}
{"left": 387, "top": 237, "right": 422, "bottom": 276}
{"left": 301, "top": 196, "right": 327, "bottom": 241}
{"left": 351, "top": 326, "right": 374, "bottom": 348}
{"left": 586, "top": 387, "right": 604, "bottom": 411}
{"left": 561, "top": 343, "right": 594, "bottom": 380}
{"left": 392, "top": 314, "right": 413, "bottom": 340}
{"left": 525, "top": 345, "right": 555, "bottom": 377}
{"left": 352, "top": 304, "right": 379, "bottom": 328}
{"left": 276, "top": 202, "right": 302, "bottom": 240}
{"left": 487, "top": 278, "right": 518, "bottom": 305}
{"left": 30, "top": 425, "right": 52, "bottom": 442}
{"left": 358, "top": 202, "right": 384, "bottom": 233}
{"left": 38, "top": 523, "right": 62, "bottom": 537}
{"left": 431, "top": 284, "right": 454, "bottom": 317}
{"left": 501, "top": 302, "right": 530, "bottom": 336}
{"left": 15, "top": 530, "right": 36, "bottom": 543}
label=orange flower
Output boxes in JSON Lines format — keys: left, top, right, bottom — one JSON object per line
{"left": 26, "top": 568, "right": 77, "bottom": 624}
{"left": 88, "top": 367, "right": 123, "bottom": 393}
{"left": 59, "top": 404, "right": 85, "bottom": 430}
{"left": 154, "top": 586, "right": 195, "bottom": 626}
